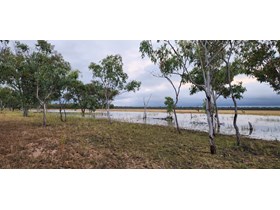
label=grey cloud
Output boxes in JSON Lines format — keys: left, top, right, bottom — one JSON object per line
{"left": 15, "top": 40, "right": 280, "bottom": 107}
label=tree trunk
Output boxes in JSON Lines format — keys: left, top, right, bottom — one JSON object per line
{"left": 43, "top": 103, "right": 47, "bottom": 127}
{"left": 226, "top": 54, "right": 241, "bottom": 146}
{"left": 143, "top": 95, "right": 151, "bottom": 120}
{"left": 63, "top": 106, "right": 67, "bottom": 122}
{"left": 143, "top": 106, "right": 147, "bottom": 120}
{"left": 173, "top": 106, "right": 181, "bottom": 134}
{"left": 232, "top": 95, "right": 241, "bottom": 146}
{"left": 59, "top": 102, "right": 63, "bottom": 122}
{"left": 212, "top": 93, "right": 220, "bottom": 134}
{"left": 206, "top": 95, "right": 216, "bottom": 154}
{"left": 23, "top": 106, "right": 29, "bottom": 117}
{"left": 106, "top": 100, "right": 112, "bottom": 123}
{"left": 81, "top": 109, "right": 85, "bottom": 117}
{"left": 59, "top": 102, "right": 66, "bottom": 122}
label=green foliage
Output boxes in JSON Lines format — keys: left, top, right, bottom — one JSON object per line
{"left": 0, "top": 41, "right": 38, "bottom": 115}
{"left": 125, "top": 80, "right": 141, "bottom": 92}
{"left": 89, "top": 54, "right": 141, "bottom": 105}
{"left": 164, "top": 96, "right": 174, "bottom": 117}
{"left": 32, "top": 40, "right": 72, "bottom": 104}
{"left": 66, "top": 79, "right": 111, "bottom": 113}
{"left": 0, "top": 86, "right": 20, "bottom": 110}
{"left": 241, "top": 40, "right": 280, "bottom": 94}
{"left": 139, "top": 40, "right": 191, "bottom": 78}
{"left": 220, "top": 82, "right": 247, "bottom": 100}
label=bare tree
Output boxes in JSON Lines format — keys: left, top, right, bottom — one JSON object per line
{"left": 143, "top": 94, "right": 152, "bottom": 120}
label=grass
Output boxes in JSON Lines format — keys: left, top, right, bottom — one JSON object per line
{"left": 1, "top": 111, "right": 280, "bottom": 168}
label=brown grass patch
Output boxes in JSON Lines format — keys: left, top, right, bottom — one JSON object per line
{"left": 1, "top": 111, "right": 280, "bottom": 168}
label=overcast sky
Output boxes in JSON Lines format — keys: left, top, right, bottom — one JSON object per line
{"left": 20, "top": 40, "right": 280, "bottom": 107}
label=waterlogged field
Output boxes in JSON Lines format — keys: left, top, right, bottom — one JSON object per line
{"left": 92, "top": 111, "right": 280, "bottom": 141}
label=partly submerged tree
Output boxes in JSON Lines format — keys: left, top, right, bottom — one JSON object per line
{"left": 188, "top": 66, "right": 228, "bottom": 133}
{"left": 89, "top": 55, "right": 141, "bottom": 123}
{"left": 191, "top": 41, "right": 230, "bottom": 154}
{"left": 159, "top": 40, "right": 228, "bottom": 154}
{"left": 139, "top": 40, "right": 192, "bottom": 133}
{"left": 143, "top": 94, "right": 152, "bottom": 120}
{"left": 164, "top": 96, "right": 174, "bottom": 120}
{"left": 221, "top": 41, "right": 246, "bottom": 146}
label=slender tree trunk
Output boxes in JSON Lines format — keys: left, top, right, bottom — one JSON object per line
{"left": 143, "top": 106, "right": 147, "bottom": 120}
{"left": 173, "top": 106, "right": 181, "bottom": 134}
{"left": 63, "top": 106, "right": 67, "bottom": 122}
{"left": 59, "top": 101, "right": 66, "bottom": 122}
{"left": 212, "top": 93, "right": 220, "bottom": 134}
{"left": 106, "top": 99, "right": 111, "bottom": 123}
{"left": 225, "top": 52, "right": 241, "bottom": 146}
{"left": 21, "top": 101, "right": 27, "bottom": 117}
{"left": 81, "top": 108, "right": 85, "bottom": 117}
{"left": 23, "top": 106, "right": 29, "bottom": 117}
{"left": 59, "top": 101, "right": 63, "bottom": 122}
{"left": 232, "top": 95, "right": 240, "bottom": 146}
{"left": 143, "top": 95, "right": 151, "bottom": 120}
{"left": 43, "top": 103, "right": 47, "bottom": 127}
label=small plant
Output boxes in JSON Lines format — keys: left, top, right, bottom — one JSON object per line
{"left": 164, "top": 97, "right": 174, "bottom": 121}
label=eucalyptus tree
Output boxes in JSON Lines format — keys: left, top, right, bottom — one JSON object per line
{"left": 0, "top": 41, "right": 37, "bottom": 117}
{"left": 0, "top": 41, "right": 10, "bottom": 84}
{"left": 53, "top": 69, "right": 80, "bottom": 122}
{"left": 0, "top": 86, "right": 20, "bottom": 111}
{"left": 162, "top": 40, "right": 229, "bottom": 154}
{"left": 139, "top": 40, "right": 193, "bottom": 133}
{"left": 32, "top": 40, "right": 72, "bottom": 127}
{"left": 188, "top": 51, "right": 246, "bottom": 136}
{"left": 188, "top": 67, "right": 228, "bottom": 133}
{"left": 221, "top": 41, "right": 246, "bottom": 146}
{"left": 241, "top": 40, "right": 280, "bottom": 94}
{"left": 191, "top": 41, "right": 231, "bottom": 154}
{"left": 89, "top": 55, "right": 141, "bottom": 123}
{"left": 68, "top": 80, "right": 102, "bottom": 117}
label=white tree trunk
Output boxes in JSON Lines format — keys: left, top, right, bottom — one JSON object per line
{"left": 205, "top": 69, "right": 216, "bottom": 154}
{"left": 205, "top": 94, "right": 216, "bottom": 154}
{"left": 43, "top": 103, "right": 47, "bottom": 127}
{"left": 106, "top": 99, "right": 111, "bottom": 123}
{"left": 212, "top": 92, "right": 220, "bottom": 134}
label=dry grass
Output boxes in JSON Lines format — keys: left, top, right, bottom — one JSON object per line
{"left": 1, "top": 111, "right": 280, "bottom": 168}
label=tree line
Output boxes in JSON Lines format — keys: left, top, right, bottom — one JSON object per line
{"left": 1, "top": 40, "right": 279, "bottom": 154}
{"left": 0, "top": 40, "right": 141, "bottom": 125}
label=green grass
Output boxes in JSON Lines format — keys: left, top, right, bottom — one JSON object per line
{"left": 1, "top": 111, "right": 280, "bottom": 168}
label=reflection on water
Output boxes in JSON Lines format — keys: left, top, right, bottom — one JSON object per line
{"left": 93, "top": 111, "right": 280, "bottom": 141}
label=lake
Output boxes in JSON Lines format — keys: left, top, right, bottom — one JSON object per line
{"left": 93, "top": 111, "right": 280, "bottom": 141}
{"left": 47, "top": 109, "right": 280, "bottom": 141}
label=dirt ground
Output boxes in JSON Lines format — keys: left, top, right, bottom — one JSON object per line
{"left": 0, "top": 113, "right": 149, "bottom": 169}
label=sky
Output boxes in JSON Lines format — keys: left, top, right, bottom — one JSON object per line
{"left": 20, "top": 40, "right": 280, "bottom": 107}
